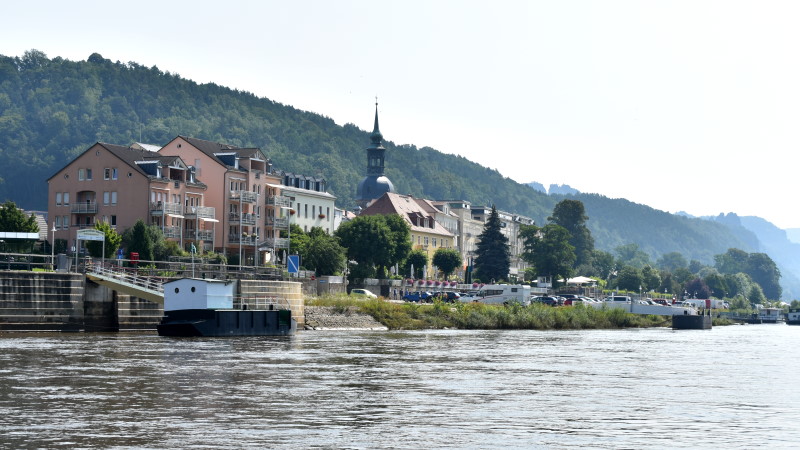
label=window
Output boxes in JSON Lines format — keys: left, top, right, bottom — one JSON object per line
{"left": 103, "top": 192, "right": 109, "bottom": 205}
{"left": 104, "top": 168, "right": 110, "bottom": 180}
{"left": 62, "top": 215, "right": 68, "bottom": 228}
{"left": 55, "top": 216, "right": 61, "bottom": 229}
{"left": 433, "top": 238, "right": 438, "bottom": 248}
{"left": 312, "top": 205, "right": 315, "bottom": 216}
{"left": 86, "top": 169, "right": 92, "bottom": 180}
{"left": 305, "top": 204, "right": 308, "bottom": 218}
{"left": 112, "top": 168, "right": 118, "bottom": 180}
{"left": 424, "top": 237, "right": 429, "bottom": 246}
{"left": 111, "top": 215, "right": 116, "bottom": 226}
{"left": 63, "top": 193, "right": 69, "bottom": 205}
{"left": 78, "top": 169, "right": 85, "bottom": 181}
{"left": 56, "top": 192, "right": 62, "bottom": 206}
{"left": 111, "top": 192, "right": 117, "bottom": 205}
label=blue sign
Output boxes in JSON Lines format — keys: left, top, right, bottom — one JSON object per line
{"left": 117, "top": 248, "right": 124, "bottom": 260}
{"left": 288, "top": 255, "right": 300, "bottom": 274}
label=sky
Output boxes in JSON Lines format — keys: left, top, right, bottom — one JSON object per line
{"left": 4, "top": 1, "right": 800, "bottom": 229}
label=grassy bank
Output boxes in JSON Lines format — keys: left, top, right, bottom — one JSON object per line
{"left": 307, "top": 295, "right": 671, "bottom": 330}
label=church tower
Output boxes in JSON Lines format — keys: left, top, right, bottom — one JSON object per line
{"left": 356, "top": 102, "right": 395, "bottom": 209}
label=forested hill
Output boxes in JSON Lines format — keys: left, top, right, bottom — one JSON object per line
{"left": 0, "top": 50, "right": 761, "bottom": 265}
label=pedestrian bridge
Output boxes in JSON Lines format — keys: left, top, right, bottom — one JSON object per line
{"left": 85, "top": 263, "right": 165, "bottom": 304}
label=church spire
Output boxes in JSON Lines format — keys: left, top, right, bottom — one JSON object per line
{"left": 370, "top": 100, "right": 384, "bottom": 148}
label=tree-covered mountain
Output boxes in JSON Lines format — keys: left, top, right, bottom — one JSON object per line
{"left": 1, "top": 50, "right": 795, "bottom": 296}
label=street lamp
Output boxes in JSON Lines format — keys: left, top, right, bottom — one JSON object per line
{"left": 51, "top": 222, "right": 56, "bottom": 269}
{"left": 280, "top": 206, "right": 292, "bottom": 267}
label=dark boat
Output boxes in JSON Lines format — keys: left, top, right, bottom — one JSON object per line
{"left": 788, "top": 309, "right": 800, "bottom": 326}
{"left": 156, "top": 278, "right": 296, "bottom": 337}
{"left": 157, "top": 308, "right": 296, "bottom": 337}
{"left": 672, "top": 310, "right": 712, "bottom": 330}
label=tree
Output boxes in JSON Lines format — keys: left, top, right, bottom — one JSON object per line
{"left": 746, "top": 253, "right": 781, "bottom": 300}
{"left": 473, "top": 205, "right": 510, "bottom": 282}
{"left": 404, "top": 249, "right": 428, "bottom": 279}
{"left": 0, "top": 201, "right": 39, "bottom": 252}
{"left": 614, "top": 243, "right": 651, "bottom": 268}
{"left": 714, "top": 248, "right": 750, "bottom": 274}
{"left": 383, "top": 214, "right": 412, "bottom": 272}
{"left": 684, "top": 278, "right": 711, "bottom": 299}
{"left": 0, "top": 201, "right": 38, "bottom": 233}
{"left": 703, "top": 272, "right": 730, "bottom": 298}
{"left": 548, "top": 199, "right": 594, "bottom": 268}
{"left": 616, "top": 265, "right": 643, "bottom": 292}
{"left": 641, "top": 265, "right": 661, "bottom": 291}
{"left": 85, "top": 220, "right": 122, "bottom": 258}
{"left": 521, "top": 223, "right": 575, "bottom": 288}
{"left": 433, "top": 248, "right": 462, "bottom": 280}
{"left": 335, "top": 214, "right": 410, "bottom": 279}
{"left": 656, "top": 252, "right": 688, "bottom": 272}
{"left": 125, "top": 219, "right": 154, "bottom": 261}
{"left": 303, "top": 230, "right": 346, "bottom": 276}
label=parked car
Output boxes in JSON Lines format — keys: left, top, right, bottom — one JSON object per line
{"left": 350, "top": 288, "right": 377, "bottom": 298}
{"left": 432, "top": 291, "right": 461, "bottom": 302}
{"left": 531, "top": 296, "right": 560, "bottom": 306}
{"left": 403, "top": 291, "right": 433, "bottom": 302}
{"left": 559, "top": 294, "right": 581, "bottom": 306}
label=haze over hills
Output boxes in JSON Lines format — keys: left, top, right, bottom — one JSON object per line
{"left": 1, "top": 50, "right": 798, "bottom": 298}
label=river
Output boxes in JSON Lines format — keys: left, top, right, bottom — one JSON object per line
{"left": 1, "top": 324, "right": 798, "bottom": 449}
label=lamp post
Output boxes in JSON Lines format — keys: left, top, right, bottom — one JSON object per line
{"left": 51, "top": 222, "right": 56, "bottom": 269}
{"left": 280, "top": 206, "right": 292, "bottom": 267}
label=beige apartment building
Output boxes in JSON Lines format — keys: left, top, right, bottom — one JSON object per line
{"left": 360, "top": 192, "right": 455, "bottom": 277}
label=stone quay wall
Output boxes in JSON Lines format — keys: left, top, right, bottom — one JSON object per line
{"left": 0, "top": 271, "right": 85, "bottom": 331}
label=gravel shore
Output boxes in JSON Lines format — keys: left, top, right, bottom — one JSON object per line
{"left": 303, "top": 306, "right": 388, "bottom": 330}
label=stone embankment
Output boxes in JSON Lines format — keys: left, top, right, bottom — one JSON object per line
{"left": 304, "top": 306, "right": 387, "bottom": 330}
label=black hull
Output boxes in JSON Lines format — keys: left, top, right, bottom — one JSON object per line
{"left": 788, "top": 320, "right": 800, "bottom": 325}
{"left": 672, "top": 315, "right": 712, "bottom": 330}
{"left": 157, "top": 309, "right": 296, "bottom": 337}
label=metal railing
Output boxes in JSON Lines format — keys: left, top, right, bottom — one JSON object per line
{"left": 259, "top": 237, "right": 289, "bottom": 249}
{"left": 229, "top": 234, "right": 258, "bottom": 245}
{"left": 195, "top": 229, "right": 214, "bottom": 240}
{"left": 184, "top": 205, "right": 216, "bottom": 219}
{"left": 71, "top": 202, "right": 98, "bottom": 214}
{"left": 265, "top": 217, "right": 289, "bottom": 228}
{"left": 86, "top": 262, "right": 166, "bottom": 296}
{"left": 230, "top": 190, "right": 257, "bottom": 203}
{"left": 150, "top": 202, "right": 183, "bottom": 215}
{"left": 233, "top": 296, "right": 290, "bottom": 311}
{"left": 162, "top": 226, "right": 181, "bottom": 238}
{"left": 266, "top": 195, "right": 291, "bottom": 207}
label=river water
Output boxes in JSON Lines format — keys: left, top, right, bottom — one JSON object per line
{"left": 1, "top": 324, "right": 798, "bottom": 449}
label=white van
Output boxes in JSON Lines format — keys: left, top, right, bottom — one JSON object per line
{"left": 460, "top": 284, "right": 531, "bottom": 305}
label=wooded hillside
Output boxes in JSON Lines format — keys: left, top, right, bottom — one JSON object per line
{"left": 0, "top": 50, "right": 762, "bottom": 267}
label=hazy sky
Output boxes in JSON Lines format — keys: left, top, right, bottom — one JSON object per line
{"left": 4, "top": 1, "right": 800, "bottom": 228}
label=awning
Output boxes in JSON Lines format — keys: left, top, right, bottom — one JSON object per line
{"left": 202, "top": 218, "right": 219, "bottom": 223}
{"left": 167, "top": 214, "right": 184, "bottom": 219}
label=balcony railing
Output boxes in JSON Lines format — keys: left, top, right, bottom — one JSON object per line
{"left": 229, "top": 190, "right": 257, "bottom": 203}
{"left": 151, "top": 201, "right": 183, "bottom": 215}
{"left": 228, "top": 212, "right": 258, "bottom": 225}
{"left": 266, "top": 195, "right": 291, "bottom": 208}
{"left": 163, "top": 226, "right": 181, "bottom": 239}
{"left": 195, "top": 229, "right": 214, "bottom": 241}
{"left": 229, "top": 234, "right": 258, "bottom": 245}
{"left": 259, "top": 237, "right": 289, "bottom": 249}
{"left": 71, "top": 202, "right": 98, "bottom": 214}
{"left": 184, "top": 205, "right": 216, "bottom": 220}
{"left": 265, "top": 217, "right": 289, "bottom": 228}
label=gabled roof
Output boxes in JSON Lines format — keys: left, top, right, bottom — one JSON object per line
{"left": 48, "top": 142, "right": 158, "bottom": 181}
{"left": 174, "top": 136, "right": 268, "bottom": 169}
{"left": 360, "top": 192, "right": 454, "bottom": 237}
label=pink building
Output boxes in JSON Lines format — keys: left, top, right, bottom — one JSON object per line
{"left": 48, "top": 137, "right": 293, "bottom": 264}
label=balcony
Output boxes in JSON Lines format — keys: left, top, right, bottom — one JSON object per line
{"left": 265, "top": 217, "right": 289, "bottom": 228}
{"left": 259, "top": 237, "right": 289, "bottom": 249}
{"left": 229, "top": 234, "right": 258, "bottom": 245}
{"left": 71, "top": 202, "right": 98, "bottom": 214}
{"left": 163, "top": 226, "right": 181, "bottom": 239}
{"left": 195, "top": 229, "right": 214, "bottom": 241}
{"left": 184, "top": 205, "right": 216, "bottom": 220}
{"left": 228, "top": 212, "right": 257, "bottom": 225}
{"left": 266, "top": 195, "right": 291, "bottom": 208}
{"left": 151, "top": 201, "right": 183, "bottom": 216}
{"left": 229, "top": 190, "right": 257, "bottom": 203}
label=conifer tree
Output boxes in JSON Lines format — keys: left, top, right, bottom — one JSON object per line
{"left": 473, "top": 205, "right": 510, "bottom": 282}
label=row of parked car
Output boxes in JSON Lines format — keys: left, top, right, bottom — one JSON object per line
{"left": 402, "top": 291, "right": 462, "bottom": 303}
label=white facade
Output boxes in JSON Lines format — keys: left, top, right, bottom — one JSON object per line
{"left": 163, "top": 278, "right": 235, "bottom": 311}
{"left": 279, "top": 185, "right": 337, "bottom": 234}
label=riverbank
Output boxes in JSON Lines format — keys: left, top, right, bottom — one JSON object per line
{"left": 305, "top": 296, "right": 673, "bottom": 330}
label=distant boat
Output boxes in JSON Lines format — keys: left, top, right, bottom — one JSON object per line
{"left": 157, "top": 278, "right": 296, "bottom": 337}
{"left": 788, "top": 308, "right": 800, "bottom": 326}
